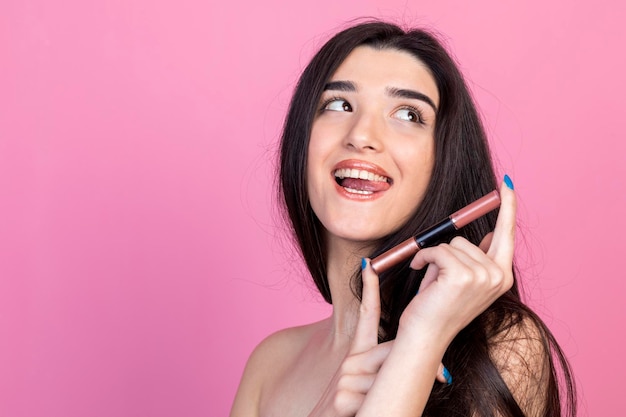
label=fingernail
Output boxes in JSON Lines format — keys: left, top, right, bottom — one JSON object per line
{"left": 361, "top": 258, "right": 367, "bottom": 270}
{"left": 504, "top": 174, "right": 514, "bottom": 190}
{"left": 443, "top": 366, "right": 453, "bottom": 385}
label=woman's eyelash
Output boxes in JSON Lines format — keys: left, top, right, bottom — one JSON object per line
{"left": 319, "top": 96, "right": 350, "bottom": 112}
{"left": 399, "top": 105, "right": 426, "bottom": 124}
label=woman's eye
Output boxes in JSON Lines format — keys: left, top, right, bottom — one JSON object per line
{"left": 394, "top": 108, "right": 423, "bottom": 124}
{"left": 324, "top": 99, "right": 352, "bottom": 112}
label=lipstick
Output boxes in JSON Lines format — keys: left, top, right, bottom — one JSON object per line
{"left": 370, "top": 190, "right": 501, "bottom": 274}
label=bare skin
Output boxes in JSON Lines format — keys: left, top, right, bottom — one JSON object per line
{"left": 231, "top": 47, "right": 548, "bottom": 417}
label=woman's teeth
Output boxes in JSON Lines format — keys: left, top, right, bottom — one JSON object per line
{"left": 333, "top": 168, "right": 389, "bottom": 183}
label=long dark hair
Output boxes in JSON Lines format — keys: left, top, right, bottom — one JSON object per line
{"left": 279, "top": 21, "right": 576, "bottom": 417}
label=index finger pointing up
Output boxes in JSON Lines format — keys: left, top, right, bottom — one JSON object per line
{"left": 487, "top": 175, "right": 517, "bottom": 268}
{"left": 350, "top": 258, "right": 381, "bottom": 355}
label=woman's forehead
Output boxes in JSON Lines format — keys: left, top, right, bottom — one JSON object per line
{"left": 328, "top": 46, "right": 439, "bottom": 107}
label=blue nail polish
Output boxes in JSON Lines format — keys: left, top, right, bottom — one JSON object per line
{"left": 443, "top": 366, "right": 453, "bottom": 385}
{"left": 504, "top": 174, "right": 514, "bottom": 190}
{"left": 361, "top": 258, "right": 367, "bottom": 270}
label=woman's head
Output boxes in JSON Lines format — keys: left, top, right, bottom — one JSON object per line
{"left": 307, "top": 45, "right": 438, "bottom": 247}
{"left": 279, "top": 21, "right": 498, "bottom": 303}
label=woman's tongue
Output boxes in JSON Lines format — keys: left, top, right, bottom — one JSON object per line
{"left": 340, "top": 178, "right": 391, "bottom": 192}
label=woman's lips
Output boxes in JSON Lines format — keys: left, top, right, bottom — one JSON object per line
{"left": 332, "top": 159, "right": 392, "bottom": 198}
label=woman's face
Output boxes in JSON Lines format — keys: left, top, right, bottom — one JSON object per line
{"left": 307, "top": 45, "right": 439, "bottom": 245}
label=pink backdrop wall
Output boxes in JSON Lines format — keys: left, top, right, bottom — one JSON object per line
{"left": 1, "top": 1, "right": 623, "bottom": 415}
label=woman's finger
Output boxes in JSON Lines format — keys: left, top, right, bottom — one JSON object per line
{"left": 342, "top": 341, "right": 393, "bottom": 374}
{"left": 412, "top": 241, "right": 480, "bottom": 291}
{"left": 435, "top": 363, "right": 453, "bottom": 385}
{"left": 487, "top": 176, "right": 517, "bottom": 267}
{"left": 409, "top": 240, "right": 478, "bottom": 273}
{"left": 336, "top": 373, "right": 377, "bottom": 394}
{"left": 350, "top": 258, "right": 381, "bottom": 355}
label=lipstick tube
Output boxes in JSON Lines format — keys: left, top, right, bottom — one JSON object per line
{"left": 370, "top": 190, "right": 501, "bottom": 274}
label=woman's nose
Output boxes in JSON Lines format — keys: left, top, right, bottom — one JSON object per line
{"left": 343, "top": 111, "right": 384, "bottom": 152}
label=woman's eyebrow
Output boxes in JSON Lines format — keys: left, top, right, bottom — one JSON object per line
{"left": 323, "top": 80, "right": 356, "bottom": 92}
{"left": 387, "top": 87, "right": 438, "bottom": 113}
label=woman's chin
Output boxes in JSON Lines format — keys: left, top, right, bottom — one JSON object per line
{"left": 324, "top": 226, "right": 392, "bottom": 248}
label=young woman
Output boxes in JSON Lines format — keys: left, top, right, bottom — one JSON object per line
{"left": 231, "top": 21, "right": 576, "bottom": 417}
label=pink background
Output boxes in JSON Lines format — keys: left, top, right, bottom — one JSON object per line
{"left": 1, "top": 0, "right": 623, "bottom": 415}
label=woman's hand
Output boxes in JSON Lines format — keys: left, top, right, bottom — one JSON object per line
{"left": 309, "top": 254, "right": 450, "bottom": 417}
{"left": 308, "top": 259, "right": 392, "bottom": 417}
{"left": 352, "top": 178, "right": 516, "bottom": 417}
{"left": 400, "top": 178, "right": 517, "bottom": 344}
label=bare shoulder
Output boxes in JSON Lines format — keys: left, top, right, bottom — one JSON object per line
{"left": 230, "top": 319, "right": 329, "bottom": 417}
{"left": 488, "top": 314, "right": 552, "bottom": 416}
{"left": 258, "top": 320, "right": 323, "bottom": 360}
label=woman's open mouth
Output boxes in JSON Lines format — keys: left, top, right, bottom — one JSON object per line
{"left": 333, "top": 168, "right": 392, "bottom": 195}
